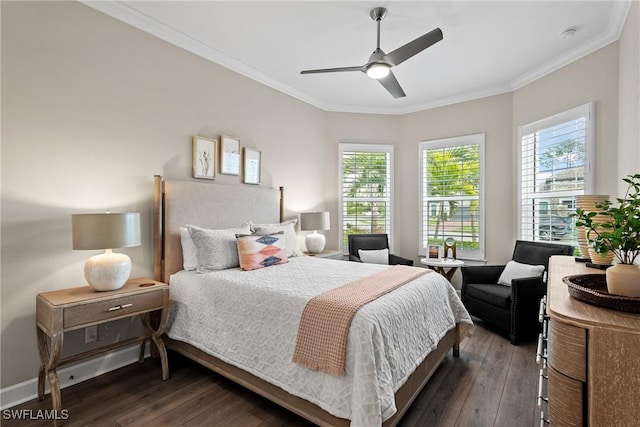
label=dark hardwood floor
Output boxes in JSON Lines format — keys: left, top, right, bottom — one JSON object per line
{"left": 4, "top": 322, "right": 538, "bottom": 427}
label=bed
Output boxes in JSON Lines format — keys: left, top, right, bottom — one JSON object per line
{"left": 152, "top": 176, "right": 472, "bottom": 427}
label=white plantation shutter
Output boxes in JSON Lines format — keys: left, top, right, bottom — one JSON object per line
{"left": 339, "top": 143, "right": 393, "bottom": 252}
{"left": 518, "top": 103, "right": 594, "bottom": 247}
{"left": 419, "top": 134, "right": 485, "bottom": 260}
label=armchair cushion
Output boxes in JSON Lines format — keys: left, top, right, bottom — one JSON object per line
{"left": 358, "top": 248, "right": 389, "bottom": 265}
{"left": 497, "top": 260, "right": 545, "bottom": 286}
{"left": 464, "top": 283, "right": 511, "bottom": 309}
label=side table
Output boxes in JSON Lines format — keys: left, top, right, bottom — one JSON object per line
{"left": 419, "top": 258, "right": 465, "bottom": 280}
{"left": 36, "top": 278, "right": 169, "bottom": 422}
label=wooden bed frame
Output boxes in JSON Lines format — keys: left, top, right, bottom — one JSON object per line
{"left": 152, "top": 175, "right": 461, "bottom": 426}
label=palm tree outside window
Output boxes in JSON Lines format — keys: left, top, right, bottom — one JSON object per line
{"left": 339, "top": 143, "right": 393, "bottom": 253}
{"left": 419, "top": 134, "right": 485, "bottom": 261}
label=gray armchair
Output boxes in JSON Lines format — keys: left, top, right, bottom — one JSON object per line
{"left": 347, "top": 234, "right": 413, "bottom": 266}
{"left": 461, "top": 240, "right": 573, "bottom": 344}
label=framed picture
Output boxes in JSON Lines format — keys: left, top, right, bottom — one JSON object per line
{"left": 192, "top": 136, "right": 217, "bottom": 180}
{"left": 243, "top": 147, "right": 261, "bottom": 185}
{"left": 220, "top": 135, "right": 241, "bottom": 175}
{"left": 428, "top": 245, "right": 440, "bottom": 259}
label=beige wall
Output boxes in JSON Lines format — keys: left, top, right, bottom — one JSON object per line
{"left": 1, "top": 1, "right": 327, "bottom": 387}
{"left": 0, "top": 0, "right": 634, "bottom": 391}
{"left": 618, "top": 0, "right": 640, "bottom": 192}
{"left": 513, "top": 43, "right": 620, "bottom": 198}
{"left": 399, "top": 94, "right": 515, "bottom": 266}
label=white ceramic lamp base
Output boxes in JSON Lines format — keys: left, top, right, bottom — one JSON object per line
{"left": 84, "top": 249, "right": 131, "bottom": 291}
{"left": 305, "top": 231, "right": 326, "bottom": 254}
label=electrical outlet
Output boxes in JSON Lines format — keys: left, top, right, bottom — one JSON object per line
{"left": 85, "top": 325, "right": 97, "bottom": 343}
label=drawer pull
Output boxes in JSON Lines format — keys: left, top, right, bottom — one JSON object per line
{"left": 536, "top": 333, "right": 548, "bottom": 364}
{"left": 539, "top": 411, "right": 550, "bottom": 427}
{"left": 108, "top": 303, "right": 133, "bottom": 312}
{"left": 538, "top": 296, "right": 548, "bottom": 322}
{"left": 537, "top": 368, "right": 548, "bottom": 407}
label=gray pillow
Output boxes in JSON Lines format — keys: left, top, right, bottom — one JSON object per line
{"left": 187, "top": 224, "right": 251, "bottom": 272}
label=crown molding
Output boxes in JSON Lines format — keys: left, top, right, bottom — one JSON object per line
{"left": 510, "top": 0, "right": 631, "bottom": 91}
{"left": 80, "top": 0, "right": 632, "bottom": 115}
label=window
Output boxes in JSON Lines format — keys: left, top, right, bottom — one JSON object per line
{"left": 518, "top": 103, "right": 594, "bottom": 246}
{"left": 419, "top": 134, "right": 485, "bottom": 260}
{"left": 339, "top": 143, "right": 393, "bottom": 252}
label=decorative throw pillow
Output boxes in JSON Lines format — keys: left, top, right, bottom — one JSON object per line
{"left": 358, "top": 248, "right": 389, "bottom": 265}
{"left": 180, "top": 227, "right": 197, "bottom": 271}
{"left": 497, "top": 260, "right": 545, "bottom": 286}
{"left": 236, "top": 232, "right": 288, "bottom": 271}
{"left": 251, "top": 219, "right": 304, "bottom": 257}
{"left": 187, "top": 224, "right": 251, "bottom": 272}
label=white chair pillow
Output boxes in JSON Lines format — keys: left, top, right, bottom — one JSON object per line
{"left": 497, "top": 260, "right": 545, "bottom": 286}
{"left": 358, "top": 248, "right": 389, "bottom": 265}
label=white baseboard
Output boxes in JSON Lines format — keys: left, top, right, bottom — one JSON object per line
{"left": 0, "top": 343, "right": 150, "bottom": 410}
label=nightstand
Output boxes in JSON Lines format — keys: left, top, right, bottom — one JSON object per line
{"left": 36, "top": 278, "right": 169, "bottom": 418}
{"left": 304, "top": 250, "right": 345, "bottom": 260}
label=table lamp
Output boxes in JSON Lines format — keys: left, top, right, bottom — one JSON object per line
{"left": 300, "top": 211, "right": 330, "bottom": 253}
{"left": 72, "top": 212, "right": 141, "bottom": 291}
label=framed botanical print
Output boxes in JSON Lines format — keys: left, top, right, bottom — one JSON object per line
{"left": 243, "top": 147, "right": 261, "bottom": 185}
{"left": 220, "top": 135, "right": 241, "bottom": 175}
{"left": 192, "top": 136, "right": 217, "bottom": 180}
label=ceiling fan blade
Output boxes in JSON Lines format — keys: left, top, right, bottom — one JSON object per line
{"left": 301, "top": 65, "right": 364, "bottom": 74}
{"left": 382, "top": 27, "right": 443, "bottom": 67}
{"left": 377, "top": 70, "right": 406, "bottom": 98}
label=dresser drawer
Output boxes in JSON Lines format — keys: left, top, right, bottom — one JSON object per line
{"left": 548, "top": 366, "right": 584, "bottom": 427}
{"left": 549, "top": 320, "right": 586, "bottom": 381}
{"left": 64, "top": 290, "right": 164, "bottom": 329}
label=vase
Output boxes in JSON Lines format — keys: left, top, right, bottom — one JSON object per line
{"left": 606, "top": 263, "right": 640, "bottom": 297}
{"left": 588, "top": 247, "right": 614, "bottom": 265}
{"left": 577, "top": 227, "right": 591, "bottom": 259}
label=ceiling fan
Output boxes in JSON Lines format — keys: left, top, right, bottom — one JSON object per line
{"left": 300, "top": 7, "right": 443, "bottom": 99}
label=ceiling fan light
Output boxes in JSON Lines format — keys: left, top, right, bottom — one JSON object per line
{"left": 367, "top": 63, "right": 390, "bottom": 79}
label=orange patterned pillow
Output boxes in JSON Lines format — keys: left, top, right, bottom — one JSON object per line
{"left": 236, "top": 232, "right": 288, "bottom": 271}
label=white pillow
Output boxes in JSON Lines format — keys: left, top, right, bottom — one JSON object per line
{"left": 187, "top": 224, "right": 251, "bottom": 272}
{"left": 497, "top": 260, "right": 545, "bottom": 286}
{"left": 358, "top": 248, "right": 389, "bottom": 265}
{"left": 252, "top": 219, "right": 304, "bottom": 257}
{"left": 180, "top": 227, "right": 198, "bottom": 271}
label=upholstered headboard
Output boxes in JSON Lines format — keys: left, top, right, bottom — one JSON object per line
{"left": 153, "top": 175, "right": 283, "bottom": 282}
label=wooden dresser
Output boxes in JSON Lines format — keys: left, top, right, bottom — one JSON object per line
{"left": 539, "top": 256, "right": 640, "bottom": 426}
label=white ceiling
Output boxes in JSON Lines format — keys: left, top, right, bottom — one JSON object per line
{"left": 84, "top": 1, "right": 631, "bottom": 115}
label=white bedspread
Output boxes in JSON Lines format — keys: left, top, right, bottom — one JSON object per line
{"left": 167, "top": 257, "right": 472, "bottom": 427}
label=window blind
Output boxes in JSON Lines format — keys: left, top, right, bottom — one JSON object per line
{"left": 518, "top": 103, "right": 594, "bottom": 247}
{"left": 339, "top": 144, "right": 393, "bottom": 252}
{"left": 419, "top": 134, "right": 484, "bottom": 260}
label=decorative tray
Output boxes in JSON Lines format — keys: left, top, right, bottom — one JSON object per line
{"left": 562, "top": 274, "right": 640, "bottom": 314}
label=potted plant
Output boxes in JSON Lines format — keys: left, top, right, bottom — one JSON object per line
{"left": 573, "top": 173, "right": 640, "bottom": 297}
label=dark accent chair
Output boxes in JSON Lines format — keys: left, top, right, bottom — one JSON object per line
{"left": 461, "top": 240, "right": 573, "bottom": 344}
{"left": 348, "top": 234, "right": 413, "bottom": 266}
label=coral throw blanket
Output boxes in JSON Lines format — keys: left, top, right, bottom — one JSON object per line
{"left": 292, "top": 265, "right": 429, "bottom": 376}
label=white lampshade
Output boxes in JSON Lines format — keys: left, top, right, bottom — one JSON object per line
{"left": 72, "top": 212, "right": 141, "bottom": 291}
{"left": 300, "top": 211, "right": 330, "bottom": 231}
{"left": 300, "top": 212, "right": 330, "bottom": 254}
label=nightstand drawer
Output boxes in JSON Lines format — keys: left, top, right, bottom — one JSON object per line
{"left": 64, "top": 290, "right": 164, "bottom": 329}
